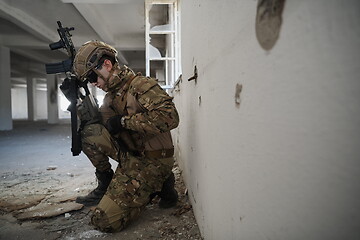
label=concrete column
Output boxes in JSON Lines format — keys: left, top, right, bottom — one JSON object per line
{"left": 0, "top": 47, "right": 12, "bottom": 130}
{"left": 26, "top": 76, "right": 37, "bottom": 121}
{"left": 46, "top": 74, "right": 59, "bottom": 124}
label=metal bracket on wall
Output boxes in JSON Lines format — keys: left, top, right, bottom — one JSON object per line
{"left": 188, "top": 65, "right": 198, "bottom": 82}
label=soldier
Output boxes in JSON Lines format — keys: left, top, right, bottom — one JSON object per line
{"left": 72, "top": 40, "right": 180, "bottom": 232}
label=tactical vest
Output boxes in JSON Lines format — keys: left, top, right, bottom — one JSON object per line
{"left": 99, "top": 73, "right": 174, "bottom": 154}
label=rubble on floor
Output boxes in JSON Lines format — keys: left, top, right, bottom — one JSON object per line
{"left": 0, "top": 164, "right": 203, "bottom": 240}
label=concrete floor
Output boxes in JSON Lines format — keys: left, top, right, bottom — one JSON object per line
{"left": 0, "top": 120, "right": 91, "bottom": 173}
{"left": 0, "top": 120, "right": 202, "bottom": 240}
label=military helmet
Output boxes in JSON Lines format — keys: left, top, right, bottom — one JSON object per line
{"left": 73, "top": 40, "right": 118, "bottom": 81}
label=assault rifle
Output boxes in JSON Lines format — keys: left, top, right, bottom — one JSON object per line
{"left": 45, "top": 21, "right": 100, "bottom": 156}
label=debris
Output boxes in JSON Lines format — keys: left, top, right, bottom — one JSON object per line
{"left": 0, "top": 121, "right": 202, "bottom": 239}
{"left": 78, "top": 230, "right": 105, "bottom": 239}
{"left": 172, "top": 204, "right": 193, "bottom": 217}
{"left": 15, "top": 202, "right": 83, "bottom": 220}
{"left": 47, "top": 166, "right": 57, "bottom": 171}
{"left": 159, "top": 224, "right": 178, "bottom": 236}
{"left": 65, "top": 213, "right": 71, "bottom": 218}
{"left": 47, "top": 195, "right": 77, "bottom": 203}
{"left": 0, "top": 194, "right": 47, "bottom": 212}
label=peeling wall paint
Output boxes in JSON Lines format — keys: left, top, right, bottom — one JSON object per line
{"left": 234, "top": 83, "right": 242, "bottom": 108}
{"left": 256, "top": 0, "right": 286, "bottom": 50}
{"left": 172, "top": 0, "right": 360, "bottom": 239}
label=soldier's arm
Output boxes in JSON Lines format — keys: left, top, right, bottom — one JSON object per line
{"left": 99, "top": 93, "right": 116, "bottom": 124}
{"left": 123, "top": 80, "right": 179, "bottom": 135}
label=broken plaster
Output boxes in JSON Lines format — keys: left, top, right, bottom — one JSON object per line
{"left": 256, "top": 0, "right": 286, "bottom": 50}
{"left": 235, "top": 83, "right": 242, "bottom": 108}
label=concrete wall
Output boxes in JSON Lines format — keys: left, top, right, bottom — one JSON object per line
{"left": 173, "top": 1, "right": 360, "bottom": 239}
{"left": 11, "top": 88, "right": 28, "bottom": 119}
{"left": 11, "top": 83, "right": 72, "bottom": 120}
{"left": 11, "top": 87, "right": 47, "bottom": 120}
{"left": 34, "top": 90, "right": 47, "bottom": 120}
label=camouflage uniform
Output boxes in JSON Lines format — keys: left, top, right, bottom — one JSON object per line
{"left": 81, "top": 65, "right": 179, "bottom": 232}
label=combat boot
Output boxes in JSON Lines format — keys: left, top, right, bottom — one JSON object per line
{"left": 159, "top": 172, "right": 178, "bottom": 208}
{"left": 76, "top": 169, "right": 114, "bottom": 206}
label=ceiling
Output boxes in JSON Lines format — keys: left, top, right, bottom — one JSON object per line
{"left": 0, "top": 0, "right": 157, "bottom": 87}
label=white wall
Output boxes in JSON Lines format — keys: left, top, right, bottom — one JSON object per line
{"left": 173, "top": 1, "right": 360, "bottom": 239}
{"left": 35, "top": 90, "right": 47, "bottom": 120}
{"left": 11, "top": 88, "right": 28, "bottom": 119}
{"left": 11, "top": 87, "right": 48, "bottom": 120}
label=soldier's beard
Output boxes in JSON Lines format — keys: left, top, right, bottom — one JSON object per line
{"left": 94, "top": 77, "right": 109, "bottom": 92}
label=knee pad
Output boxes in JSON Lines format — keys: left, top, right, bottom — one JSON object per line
{"left": 91, "top": 195, "right": 125, "bottom": 232}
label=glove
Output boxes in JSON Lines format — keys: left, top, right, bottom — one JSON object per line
{"left": 106, "top": 115, "right": 124, "bottom": 135}
{"left": 60, "top": 77, "right": 78, "bottom": 102}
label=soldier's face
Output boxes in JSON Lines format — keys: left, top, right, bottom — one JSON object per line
{"left": 91, "top": 60, "right": 112, "bottom": 91}
{"left": 92, "top": 77, "right": 108, "bottom": 91}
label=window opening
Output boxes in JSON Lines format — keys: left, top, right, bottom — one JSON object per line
{"left": 145, "top": 0, "right": 181, "bottom": 90}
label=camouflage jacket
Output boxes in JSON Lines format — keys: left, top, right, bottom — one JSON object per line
{"left": 99, "top": 70, "right": 179, "bottom": 152}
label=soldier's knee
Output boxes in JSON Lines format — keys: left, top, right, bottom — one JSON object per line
{"left": 91, "top": 195, "right": 126, "bottom": 232}
{"left": 81, "top": 124, "right": 118, "bottom": 160}
{"left": 91, "top": 208, "right": 116, "bottom": 232}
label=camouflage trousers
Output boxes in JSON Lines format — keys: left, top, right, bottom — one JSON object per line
{"left": 81, "top": 124, "right": 174, "bottom": 232}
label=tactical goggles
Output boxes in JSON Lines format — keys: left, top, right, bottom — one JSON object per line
{"left": 86, "top": 70, "right": 98, "bottom": 83}
{"left": 85, "top": 61, "right": 104, "bottom": 83}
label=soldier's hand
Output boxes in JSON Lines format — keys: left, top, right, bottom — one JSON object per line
{"left": 106, "top": 115, "right": 124, "bottom": 135}
{"left": 60, "top": 78, "right": 72, "bottom": 101}
{"left": 60, "top": 77, "right": 78, "bottom": 102}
